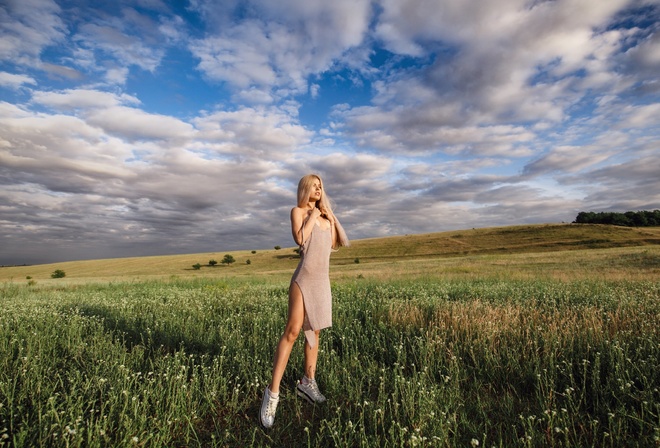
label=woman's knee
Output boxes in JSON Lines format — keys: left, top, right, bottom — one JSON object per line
{"left": 283, "top": 325, "right": 301, "bottom": 342}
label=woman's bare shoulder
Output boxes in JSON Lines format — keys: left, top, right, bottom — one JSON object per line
{"left": 291, "top": 206, "right": 306, "bottom": 219}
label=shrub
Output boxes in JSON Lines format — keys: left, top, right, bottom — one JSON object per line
{"left": 251, "top": 250, "right": 257, "bottom": 254}
{"left": 354, "top": 258, "right": 360, "bottom": 264}
{"left": 209, "top": 259, "right": 218, "bottom": 266}
{"left": 246, "top": 259, "right": 251, "bottom": 265}
{"left": 274, "top": 246, "right": 281, "bottom": 250}
{"left": 192, "top": 263, "right": 201, "bottom": 270}
{"left": 51, "top": 269, "right": 66, "bottom": 279}
{"left": 221, "top": 254, "right": 235, "bottom": 265}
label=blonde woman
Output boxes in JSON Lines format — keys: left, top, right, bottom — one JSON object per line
{"left": 260, "top": 174, "right": 349, "bottom": 428}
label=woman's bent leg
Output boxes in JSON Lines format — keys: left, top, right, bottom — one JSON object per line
{"left": 297, "top": 330, "right": 326, "bottom": 403}
{"left": 269, "top": 282, "right": 304, "bottom": 394}
{"left": 303, "top": 330, "right": 321, "bottom": 380}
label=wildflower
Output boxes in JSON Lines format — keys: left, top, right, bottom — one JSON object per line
{"left": 470, "top": 438, "right": 479, "bottom": 447}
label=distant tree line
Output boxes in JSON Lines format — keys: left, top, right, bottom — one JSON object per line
{"left": 573, "top": 210, "right": 660, "bottom": 227}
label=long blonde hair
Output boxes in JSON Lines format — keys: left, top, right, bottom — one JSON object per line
{"left": 297, "top": 174, "right": 350, "bottom": 248}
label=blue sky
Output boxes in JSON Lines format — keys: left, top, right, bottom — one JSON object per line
{"left": 1, "top": 0, "right": 659, "bottom": 265}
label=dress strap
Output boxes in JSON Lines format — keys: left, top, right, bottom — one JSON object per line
{"left": 300, "top": 219, "right": 308, "bottom": 249}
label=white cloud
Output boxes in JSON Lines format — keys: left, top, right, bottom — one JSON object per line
{"left": 0, "top": 72, "right": 35, "bottom": 89}
{"left": 189, "top": 0, "right": 372, "bottom": 97}
{"left": 617, "top": 103, "right": 660, "bottom": 128}
{"left": 75, "top": 23, "right": 164, "bottom": 72}
{"left": 0, "top": 0, "right": 65, "bottom": 65}
{"left": 367, "top": 0, "right": 641, "bottom": 127}
{"left": 343, "top": 100, "right": 538, "bottom": 157}
{"left": 86, "top": 107, "right": 195, "bottom": 141}
{"left": 523, "top": 145, "right": 615, "bottom": 176}
{"left": 194, "top": 106, "right": 313, "bottom": 157}
{"left": 39, "top": 63, "right": 83, "bottom": 81}
{"left": 32, "top": 89, "right": 140, "bottom": 110}
{"left": 191, "top": 26, "right": 278, "bottom": 89}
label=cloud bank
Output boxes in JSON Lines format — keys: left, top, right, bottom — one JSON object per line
{"left": 0, "top": 0, "right": 659, "bottom": 264}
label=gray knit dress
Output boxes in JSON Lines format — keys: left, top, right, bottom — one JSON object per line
{"left": 291, "top": 221, "right": 332, "bottom": 348}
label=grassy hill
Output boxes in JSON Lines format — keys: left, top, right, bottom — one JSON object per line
{"left": 2, "top": 223, "right": 659, "bottom": 284}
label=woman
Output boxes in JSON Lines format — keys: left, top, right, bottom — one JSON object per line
{"left": 260, "top": 174, "right": 349, "bottom": 428}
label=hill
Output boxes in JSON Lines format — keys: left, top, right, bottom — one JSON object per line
{"left": 1, "top": 223, "right": 659, "bottom": 284}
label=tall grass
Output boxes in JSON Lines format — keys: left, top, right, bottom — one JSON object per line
{"left": 0, "top": 278, "right": 658, "bottom": 447}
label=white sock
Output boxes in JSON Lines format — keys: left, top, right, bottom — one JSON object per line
{"left": 269, "top": 388, "right": 279, "bottom": 399}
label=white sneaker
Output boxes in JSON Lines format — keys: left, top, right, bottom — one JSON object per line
{"left": 296, "top": 378, "right": 326, "bottom": 403}
{"left": 260, "top": 387, "right": 279, "bottom": 428}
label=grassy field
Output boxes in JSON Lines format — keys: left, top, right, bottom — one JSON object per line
{"left": 1, "top": 224, "right": 659, "bottom": 447}
{"left": 1, "top": 223, "right": 660, "bottom": 284}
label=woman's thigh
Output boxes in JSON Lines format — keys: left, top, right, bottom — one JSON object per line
{"left": 286, "top": 282, "right": 305, "bottom": 330}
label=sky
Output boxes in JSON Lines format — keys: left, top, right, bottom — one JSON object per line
{"left": 1, "top": 0, "right": 659, "bottom": 265}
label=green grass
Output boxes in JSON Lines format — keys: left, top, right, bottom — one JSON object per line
{"left": 1, "top": 224, "right": 659, "bottom": 446}
{"left": 1, "top": 277, "right": 659, "bottom": 447}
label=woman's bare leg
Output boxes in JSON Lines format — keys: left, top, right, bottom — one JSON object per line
{"left": 269, "top": 283, "right": 304, "bottom": 394}
{"left": 304, "top": 330, "right": 321, "bottom": 380}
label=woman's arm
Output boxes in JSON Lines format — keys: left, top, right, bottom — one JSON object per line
{"left": 291, "top": 206, "right": 321, "bottom": 246}
{"left": 328, "top": 212, "right": 338, "bottom": 249}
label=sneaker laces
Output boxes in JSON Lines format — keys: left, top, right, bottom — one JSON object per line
{"left": 265, "top": 394, "right": 278, "bottom": 417}
{"left": 307, "top": 379, "right": 321, "bottom": 396}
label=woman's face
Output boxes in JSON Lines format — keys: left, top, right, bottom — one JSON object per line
{"left": 309, "top": 178, "right": 322, "bottom": 202}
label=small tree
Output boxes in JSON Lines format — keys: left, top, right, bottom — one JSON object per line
{"left": 251, "top": 250, "right": 257, "bottom": 254}
{"left": 354, "top": 258, "right": 360, "bottom": 264}
{"left": 209, "top": 259, "right": 218, "bottom": 267}
{"left": 246, "top": 259, "right": 251, "bottom": 265}
{"left": 221, "top": 254, "right": 235, "bottom": 265}
{"left": 192, "top": 263, "right": 202, "bottom": 270}
{"left": 51, "top": 269, "right": 66, "bottom": 278}
{"left": 274, "top": 246, "right": 281, "bottom": 250}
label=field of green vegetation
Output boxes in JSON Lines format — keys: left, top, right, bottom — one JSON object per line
{"left": 1, "top": 224, "right": 659, "bottom": 447}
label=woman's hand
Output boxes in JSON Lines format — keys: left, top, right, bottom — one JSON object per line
{"left": 309, "top": 207, "right": 322, "bottom": 220}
